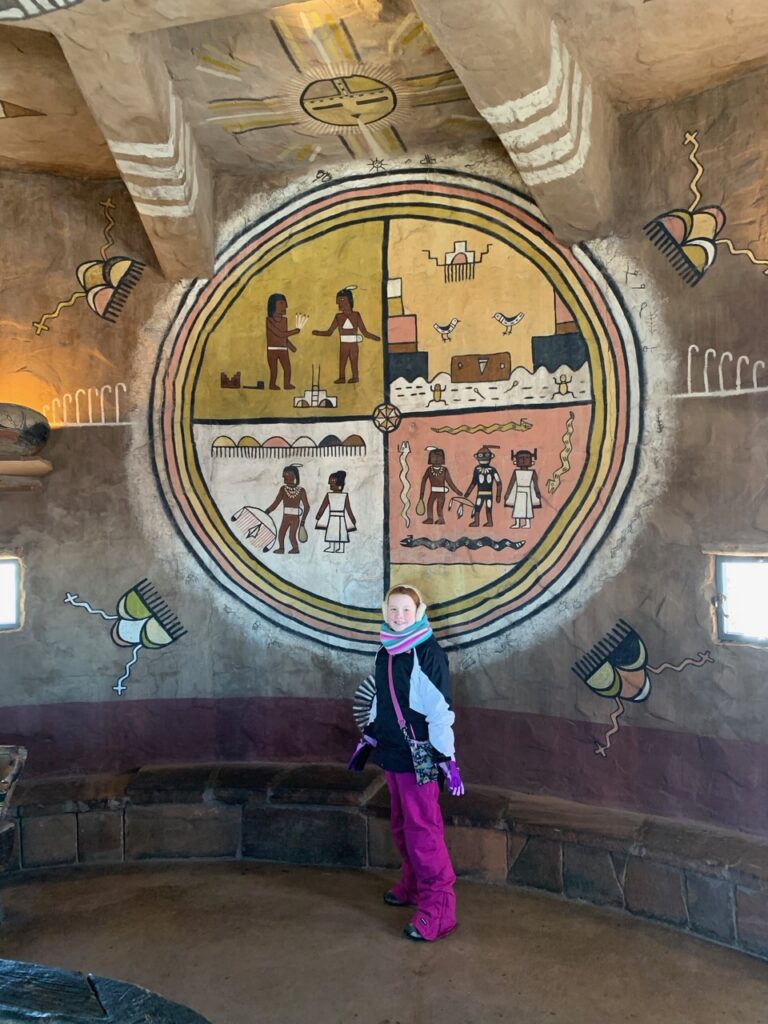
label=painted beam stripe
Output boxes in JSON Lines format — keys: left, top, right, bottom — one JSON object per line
{"left": 106, "top": 82, "right": 202, "bottom": 219}
{"left": 107, "top": 89, "right": 182, "bottom": 162}
{"left": 0, "top": 0, "right": 85, "bottom": 17}
{"left": 480, "top": 23, "right": 564, "bottom": 125}
{"left": 127, "top": 178, "right": 193, "bottom": 203}
{"left": 512, "top": 74, "right": 586, "bottom": 170}
{"left": 116, "top": 120, "right": 192, "bottom": 182}
{"left": 499, "top": 53, "right": 576, "bottom": 153}
{"left": 134, "top": 170, "right": 199, "bottom": 218}
{"left": 521, "top": 88, "right": 592, "bottom": 185}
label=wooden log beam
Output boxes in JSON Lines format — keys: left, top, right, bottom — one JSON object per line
{"left": 57, "top": 31, "right": 214, "bottom": 280}
{"left": 412, "top": 0, "right": 618, "bottom": 241}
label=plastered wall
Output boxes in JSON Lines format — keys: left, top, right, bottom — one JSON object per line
{"left": 2, "top": 105, "right": 767, "bottom": 834}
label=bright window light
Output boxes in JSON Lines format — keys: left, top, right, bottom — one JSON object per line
{"left": 716, "top": 556, "right": 768, "bottom": 644}
{"left": 0, "top": 558, "right": 21, "bottom": 631}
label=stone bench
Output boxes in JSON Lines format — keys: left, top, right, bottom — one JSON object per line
{"left": 2, "top": 762, "right": 768, "bottom": 960}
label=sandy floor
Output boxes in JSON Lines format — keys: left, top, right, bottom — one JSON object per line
{"left": 1, "top": 863, "right": 766, "bottom": 1024}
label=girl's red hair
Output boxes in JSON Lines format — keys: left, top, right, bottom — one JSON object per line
{"left": 386, "top": 585, "right": 423, "bottom": 608}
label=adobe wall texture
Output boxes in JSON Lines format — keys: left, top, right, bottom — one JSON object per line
{"left": 2, "top": 99, "right": 767, "bottom": 833}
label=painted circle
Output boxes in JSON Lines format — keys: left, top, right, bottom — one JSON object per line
{"left": 300, "top": 75, "right": 396, "bottom": 126}
{"left": 373, "top": 403, "right": 402, "bottom": 432}
{"left": 154, "top": 172, "right": 640, "bottom": 651}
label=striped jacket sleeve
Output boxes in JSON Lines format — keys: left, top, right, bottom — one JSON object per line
{"left": 366, "top": 695, "right": 378, "bottom": 732}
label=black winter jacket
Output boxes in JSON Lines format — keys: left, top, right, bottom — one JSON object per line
{"left": 366, "top": 637, "right": 455, "bottom": 774}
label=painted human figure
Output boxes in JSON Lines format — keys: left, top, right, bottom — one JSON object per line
{"left": 315, "top": 470, "right": 357, "bottom": 553}
{"left": 418, "top": 448, "right": 461, "bottom": 525}
{"left": 266, "top": 293, "right": 301, "bottom": 390}
{"left": 312, "top": 286, "right": 380, "bottom": 384}
{"left": 504, "top": 449, "right": 542, "bottom": 529}
{"left": 265, "top": 465, "right": 310, "bottom": 554}
{"left": 464, "top": 445, "right": 502, "bottom": 528}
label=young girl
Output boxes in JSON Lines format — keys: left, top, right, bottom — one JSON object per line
{"left": 350, "top": 584, "right": 464, "bottom": 941}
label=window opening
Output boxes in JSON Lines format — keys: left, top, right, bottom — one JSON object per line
{"left": 715, "top": 555, "right": 768, "bottom": 644}
{"left": 0, "top": 558, "right": 21, "bottom": 632}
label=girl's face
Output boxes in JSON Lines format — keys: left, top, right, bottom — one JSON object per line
{"left": 386, "top": 593, "right": 418, "bottom": 631}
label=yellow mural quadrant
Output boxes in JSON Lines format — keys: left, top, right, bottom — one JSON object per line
{"left": 387, "top": 219, "right": 556, "bottom": 376}
{"left": 195, "top": 220, "right": 385, "bottom": 421}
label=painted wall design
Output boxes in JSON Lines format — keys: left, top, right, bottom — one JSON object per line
{"left": 33, "top": 197, "right": 144, "bottom": 335}
{"left": 572, "top": 620, "right": 714, "bottom": 757}
{"left": 0, "top": 101, "right": 43, "bottom": 119}
{"left": 64, "top": 580, "right": 186, "bottom": 695}
{"left": 41, "top": 382, "right": 128, "bottom": 428}
{"left": 645, "top": 130, "right": 768, "bottom": 401}
{"left": 153, "top": 170, "right": 641, "bottom": 651}
{"left": 169, "top": 0, "right": 492, "bottom": 169}
{"left": 0, "top": 0, "right": 86, "bottom": 19}
{"left": 646, "top": 130, "right": 768, "bottom": 287}
{"left": 0, "top": 178, "right": 150, "bottom": 436}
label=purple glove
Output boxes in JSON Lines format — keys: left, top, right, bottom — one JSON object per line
{"left": 439, "top": 760, "right": 465, "bottom": 796}
{"left": 347, "top": 735, "right": 377, "bottom": 772}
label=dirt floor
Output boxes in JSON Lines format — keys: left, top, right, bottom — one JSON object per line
{"left": 1, "top": 863, "right": 767, "bottom": 1024}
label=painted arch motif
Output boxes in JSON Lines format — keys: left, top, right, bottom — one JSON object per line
{"left": 153, "top": 171, "right": 640, "bottom": 651}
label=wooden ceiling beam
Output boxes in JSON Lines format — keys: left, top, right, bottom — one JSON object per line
{"left": 57, "top": 31, "right": 214, "bottom": 280}
{"left": 412, "top": 0, "right": 618, "bottom": 242}
{"left": 5, "top": 0, "right": 276, "bottom": 35}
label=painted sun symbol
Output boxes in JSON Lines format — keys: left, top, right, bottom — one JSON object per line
{"left": 285, "top": 62, "right": 406, "bottom": 139}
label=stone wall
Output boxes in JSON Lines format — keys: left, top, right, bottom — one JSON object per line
{"left": 3, "top": 765, "right": 768, "bottom": 962}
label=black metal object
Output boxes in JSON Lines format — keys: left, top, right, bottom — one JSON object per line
{"left": 0, "top": 958, "right": 212, "bottom": 1023}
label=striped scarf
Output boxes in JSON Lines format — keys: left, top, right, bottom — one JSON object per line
{"left": 380, "top": 614, "right": 433, "bottom": 655}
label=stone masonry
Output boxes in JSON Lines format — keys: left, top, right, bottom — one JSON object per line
{"left": 2, "top": 763, "right": 768, "bottom": 962}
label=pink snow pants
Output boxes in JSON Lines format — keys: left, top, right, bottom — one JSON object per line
{"left": 386, "top": 770, "right": 457, "bottom": 941}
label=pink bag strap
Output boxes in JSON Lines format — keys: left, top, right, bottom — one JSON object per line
{"left": 387, "top": 654, "right": 407, "bottom": 730}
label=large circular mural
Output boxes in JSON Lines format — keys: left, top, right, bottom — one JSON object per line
{"left": 153, "top": 170, "right": 640, "bottom": 651}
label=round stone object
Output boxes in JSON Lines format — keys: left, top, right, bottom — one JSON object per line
{"left": 0, "top": 404, "right": 50, "bottom": 457}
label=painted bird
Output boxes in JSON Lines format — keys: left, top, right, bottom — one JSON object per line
{"left": 493, "top": 311, "right": 525, "bottom": 335}
{"left": 433, "top": 317, "right": 460, "bottom": 342}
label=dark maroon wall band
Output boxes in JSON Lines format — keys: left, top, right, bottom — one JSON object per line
{"left": 1, "top": 696, "right": 764, "bottom": 835}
